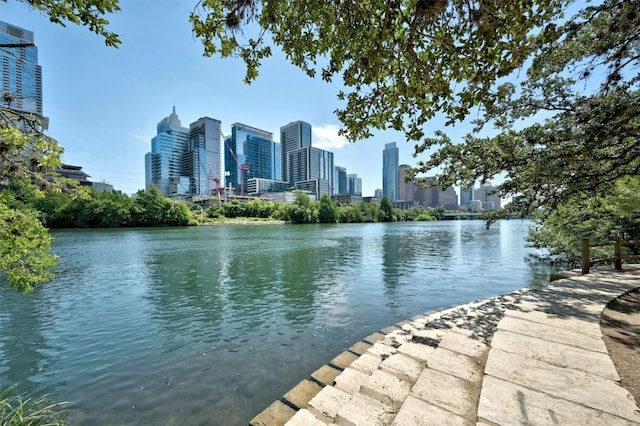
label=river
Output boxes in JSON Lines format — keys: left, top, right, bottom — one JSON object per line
{"left": 0, "top": 220, "right": 557, "bottom": 425}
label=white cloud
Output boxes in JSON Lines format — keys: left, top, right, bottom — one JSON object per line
{"left": 312, "top": 124, "right": 350, "bottom": 150}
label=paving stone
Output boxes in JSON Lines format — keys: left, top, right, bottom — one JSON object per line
{"left": 335, "top": 390, "right": 397, "bottom": 426}
{"left": 478, "top": 375, "right": 640, "bottom": 426}
{"left": 485, "top": 347, "right": 640, "bottom": 421}
{"left": 407, "top": 327, "right": 447, "bottom": 343}
{"left": 391, "top": 395, "right": 474, "bottom": 426}
{"left": 285, "top": 409, "right": 330, "bottom": 426}
{"left": 438, "top": 331, "right": 488, "bottom": 359}
{"left": 363, "top": 332, "right": 386, "bottom": 344}
{"left": 411, "top": 368, "right": 479, "bottom": 421}
{"left": 284, "top": 379, "right": 323, "bottom": 410}
{"left": 368, "top": 341, "right": 398, "bottom": 358}
{"left": 334, "top": 367, "right": 369, "bottom": 394}
{"left": 348, "top": 352, "right": 383, "bottom": 375}
{"left": 360, "top": 368, "right": 412, "bottom": 408}
{"left": 504, "top": 303, "right": 604, "bottom": 334}
{"left": 250, "top": 400, "right": 296, "bottom": 426}
{"left": 348, "top": 341, "right": 372, "bottom": 356}
{"left": 311, "top": 365, "right": 342, "bottom": 386}
{"left": 307, "top": 385, "right": 351, "bottom": 423}
{"left": 497, "top": 314, "right": 607, "bottom": 352}
{"left": 381, "top": 325, "right": 401, "bottom": 334}
{"left": 330, "top": 351, "right": 360, "bottom": 370}
{"left": 383, "top": 330, "right": 413, "bottom": 347}
{"left": 397, "top": 341, "right": 436, "bottom": 362}
{"left": 490, "top": 329, "right": 619, "bottom": 380}
{"left": 426, "top": 347, "right": 484, "bottom": 384}
{"left": 379, "top": 353, "right": 424, "bottom": 383}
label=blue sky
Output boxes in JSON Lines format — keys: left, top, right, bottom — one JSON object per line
{"left": 1, "top": 0, "right": 468, "bottom": 196}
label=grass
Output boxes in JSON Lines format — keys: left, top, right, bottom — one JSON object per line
{"left": 0, "top": 385, "right": 68, "bottom": 426}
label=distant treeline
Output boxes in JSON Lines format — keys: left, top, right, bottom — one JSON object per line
{"left": 4, "top": 185, "right": 447, "bottom": 228}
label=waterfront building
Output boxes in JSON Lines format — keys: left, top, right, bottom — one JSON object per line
{"left": 459, "top": 185, "right": 474, "bottom": 207}
{"left": 185, "top": 117, "right": 222, "bottom": 195}
{"left": 145, "top": 107, "right": 190, "bottom": 196}
{"left": 335, "top": 166, "right": 348, "bottom": 195}
{"left": 474, "top": 182, "right": 501, "bottom": 210}
{"left": 415, "top": 177, "right": 459, "bottom": 210}
{"left": 288, "top": 146, "right": 334, "bottom": 198}
{"left": 0, "top": 21, "right": 48, "bottom": 129}
{"left": 397, "top": 164, "right": 415, "bottom": 202}
{"left": 382, "top": 142, "right": 399, "bottom": 202}
{"left": 347, "top": 173, "right": 362, "bottom": 196}
{"left": 225, "top": 122, "right": 276, "bottom": 194}
{"left": 280, "top": 120, "right": 311, "bottom": 183}
{"left": 246, "top": 178, "right": 288, "bottom": 195}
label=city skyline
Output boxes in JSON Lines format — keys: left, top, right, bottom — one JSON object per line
{"left": 0, "top": 1, "right": 468, "bottom": 197}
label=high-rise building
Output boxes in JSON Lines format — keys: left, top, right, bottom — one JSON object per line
{"left": 474, "top": 182, "right": 501, "bottom": 210}
{"left": 225, "top": 123, "right": 276, "bottom": 194}
{"left": 280, "top": 120, "right": 311, "bottom": 183}
{"left": 459, "top": 185, "right": 474, "bottom": 206}
{"left": 185, "top": 117, "right": 222, "bottom": 195}
{"left": 415, "top": 177, "right": 458, "bottom": 210}
{"left": 145, "top": 107, "right": 190, "bottom": 196}
{"left": 347, "top": 173, "right": 362, "bottom": 196}
{"left": 0, "top": 21, "right": 48, "bottom": 128}
{"left": 397, "top": 164, "right": 415, "bottom": 202}
{"left": 288, "top": 146, "right": 334, "bottom": 197}
{"left": 335, "top": 166, "right": 348, "bottom": 195}
{"left": 382, "top": 142, "right": 399, "bottom": 202}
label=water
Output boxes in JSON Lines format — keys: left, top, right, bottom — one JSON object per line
{"left": 0, "top": 220, "right": 557, "bottom": 425}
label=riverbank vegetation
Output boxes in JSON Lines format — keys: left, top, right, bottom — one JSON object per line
{"left": 0, "top": 384, "right": 68, "bottom": 425}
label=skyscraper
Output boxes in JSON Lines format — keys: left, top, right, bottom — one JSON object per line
{"left": 347, "top": 173, "right": 362, "bottom": 196}
{"left": 0, "top": 21, "right": 48, "bottom": 128}
{"left": 225, "top": 122, "right": 277, "bottom": 194}
{"left": 382, "top": 142, "right": 399, "bottom": 202}
{"left": 397, "top": 164, "right": 415, "bottom": 202}
{"left": 145, "top": 107, "right": 190, "bottom": 196}
{"left": 185, "top": 117, "right": 222, "bottom": 195}
{"left": 280, "top": 120, "right": 311, "bottom": 183}
{"left": 335, "top": 166, "right": 348, "bottom": 195}
{"left": 288, "top": 146, "right": 334, "bottom": 197}
{"left": 459, "top": 185, "right": 474, "bottom": 206}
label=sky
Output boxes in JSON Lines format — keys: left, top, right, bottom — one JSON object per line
{"left": 0, "top": 0, "right": 471, "bottom": 197}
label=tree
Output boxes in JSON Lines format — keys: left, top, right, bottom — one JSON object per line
{"left": 1, "top": 0, "right": 122, "bottom": 291}
{"left": 191, "top": 0, "right": 639, "bottom": 230}
{"left": 379, "top": 196, "right": 395, "bottom": 222}
{"left": 318, "top": 194, "right": 338, "bottom": 223}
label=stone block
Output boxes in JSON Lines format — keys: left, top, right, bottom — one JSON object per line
{"left": 497, "top": 314, "right": 607, "bottom": 353}
{"left": 285, "top": 409, "right": 329, "bottom": 426}
{"left": 391, "top": 395, "right": 473, "bottom": 426}
{"left": 484, "top": 348, "right": 640, "bottom": 421}
{"left": 427, "top": 347, "right": 483, "bottom": 384}
{"left": 330, "top": 351, "right": 359, "bottom": 370}
{"left": 397, "top": 341, "right": 436, "bottom": 363}
{"left": 334, "top": 367, "right": 369, "bottom": 394}
{"left": 411, "top": 368, "right": 480, "bottom": 421}
{"left": 363, "top": 332, "right": 386, "bottom": 344}
{"left": 360, "top": 368, "right": 412, "bottom": 408}
{"left": 348, "top": 341, "right": 372, "bottom": 355}
{"left": 379, "top": 353, "right": 424, "bottom": 383}
{"left": 307, "top": 385, "right": 350, "bottom": 423}
{"left": 478, "top": 375, "right": 640, "bottom": 426}
{"left": 311, "top": 364, "right": 342, "bottom": 386}
{"left": 249, "top": 400, "right": 296, "bottom": 426}
{"left": 283, "top": 379, "right": 323, "bottom": 410}
{"left": 490, "top": 329, "right": 619, "bottom": 380}
{"left": 335, "top": 391, "right": 397, "bottom": 426}
{"left": 381, "top": 325, "right": 401, "bottom": 334}
{"left": 438, "top": 331, "right": 488, "bottom": 359}
{"left": 349, "top": 352, "right": 383, "bottom": 375}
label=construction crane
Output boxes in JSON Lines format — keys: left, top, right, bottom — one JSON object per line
{"left": 219, "top": 128, "right": 250, "bottom": 196}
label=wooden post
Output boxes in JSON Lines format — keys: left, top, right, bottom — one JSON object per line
{"left": 582, "top": 239, "right": 590, "bottom": 274}
{"left": 615, "top": 238, "right": 623, "bottom": 270}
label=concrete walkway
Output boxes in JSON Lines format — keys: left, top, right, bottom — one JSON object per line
{"left": 250, "top": 266, "right": 640, "bottom": 426}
